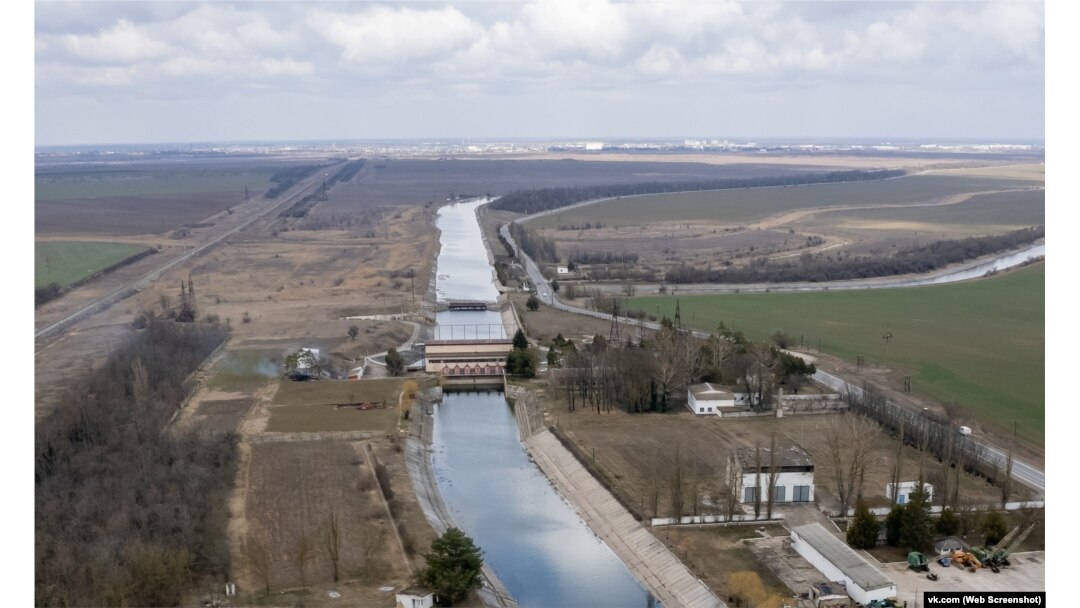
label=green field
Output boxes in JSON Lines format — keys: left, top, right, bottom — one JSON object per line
{"left": 529, "top": 172, "right": 1043, "bottom": 228}
{"left": 35, "top": 170, "right": 275, "bottom": 201}
{"left": 35, "top": 240, "right": 150, "bottom": 288}
{"left": 803, "top": 188, "right": 1044, "bottom": 234}
{"left": 628, "top": 263, "right": 1045, "bottom": 443}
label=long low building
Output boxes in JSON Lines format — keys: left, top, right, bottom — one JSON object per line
{"left": 790, "top": 523, "right": 897, "bottom": 606}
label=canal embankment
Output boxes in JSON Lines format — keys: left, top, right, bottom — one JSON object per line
{"left": 525, "top": 431, "right": 723, "bottom": 608}
{"left": 405, "top": 388, "right": 518, "bottom": 608}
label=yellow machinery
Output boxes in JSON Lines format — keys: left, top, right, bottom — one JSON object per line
{"left": 949, "top": 549, "right": 983, "bottom": 571}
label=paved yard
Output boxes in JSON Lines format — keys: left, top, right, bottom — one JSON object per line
{"left": 881, "top": 551, "right": 1044, "bottom": 607}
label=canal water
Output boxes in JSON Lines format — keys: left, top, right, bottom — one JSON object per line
{"left": 430, "top": 200, "right": 651, "bottom": 607}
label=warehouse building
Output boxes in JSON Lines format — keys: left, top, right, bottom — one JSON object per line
{"left": 790, "top": 523, "right": 897, "bottom": 605}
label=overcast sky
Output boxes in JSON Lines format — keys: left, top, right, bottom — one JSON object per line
{"left": 34, "top": 1, "right": 1045, "bottom": 146}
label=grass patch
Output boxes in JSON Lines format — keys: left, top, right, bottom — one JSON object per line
{"left": 628, "top": 263, "right": 1045, "bottom": 444}
{"left": 35, "top": 169, "right": 274, "bottom": 201}
{"left": 207, "top": 349, "right": 281, "bottom": 392}
{"left": 805, "top": 188, "right": 1044, "bottom": 233}
{"left": 530, "top": 173, "right": 1042, "bottom": 228}
{"left": 35, "top": 240, "right": 149, "bottom": 287}
{"left": 268, "top": 378, "right": 405, "bottom": 433}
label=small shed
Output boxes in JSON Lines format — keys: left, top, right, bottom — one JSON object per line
{"left": 934, "top": 536, "right": 970, "bottom": 556}
{"left": 809, "top": 582, "right": 852, "bottom": 608}
{"left": 396, "top": 586, "right": 435, "bottom": 608}
{"left": 687, "top": 382, "right": 748, "bottom": 414}
{"left": 556, "top": 266, "right": 569, "bottom": 274}
{"left": 886, "top": 481, "right": 933, "bottom": 505}
{"left": 790, "top": 524, "right": 897, "bottom": 606}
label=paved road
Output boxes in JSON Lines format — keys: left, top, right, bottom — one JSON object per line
{"left": 34, "top": 163, "right": 343, "bottom": 342}
{"left": 812, "top": 370, "right": 1045, "bottom": 495}
{"left": 500, "top": 210, "right": 1046, "bottom": 497}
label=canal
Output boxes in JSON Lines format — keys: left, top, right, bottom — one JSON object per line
{"left": 429, "top": 199, "right": 652, "bottom": 607}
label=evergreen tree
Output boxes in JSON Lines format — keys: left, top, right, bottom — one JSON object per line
{"left": 884, "top": 504, "right": 904, "bottom": 546}
{"left": 847, "top": 500, "right": 881, "bottom": 549}
{"left": 505, "top": 349, "right": 538, "bottom": 378}
{"left": 899, "top": 482, "right": 933, "bottom": 550}
{"left": 386, "top": 347, "right": 405, "bottom": 376}
{"left": 512, "top": 329, "right": 528, "bottom": 350}
{"left": 982, "top": 511, "right": 1009, "bottom": 546}
{"left": 526, "top": 294, "right": 540, "bottom": 311}
{"left": 420, "top": 527, "right": 484, "bottom": 606}
{"left": 936, "top": 507, "right": 961, "bottom": 537}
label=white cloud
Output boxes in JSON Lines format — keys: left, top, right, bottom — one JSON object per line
{"left": 34, "top": 0, "right": 1044, "bottom": 144}
{"left": 261, "top": 58, "right": 314, "bottom": 77}
{"left": 58, "top": 19, "right": 169, "bottom": 64}
{"left": 309, "top": 6, "right": 482, "bottom": 64}
{"left": 520, "top": 0, "right": 631, "bottom": 61}
{"left": 635, "top": 44, "right": 682, "bottom": 77}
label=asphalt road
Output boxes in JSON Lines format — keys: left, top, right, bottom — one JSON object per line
{"left": 34, "top": 162, "right": 344, "bottom": 342}
{"left": 499, "top": 211, "right": 1046, "bottom": 497}
{"left": 812, "top": 370, "right": 1044, "bottom": 496}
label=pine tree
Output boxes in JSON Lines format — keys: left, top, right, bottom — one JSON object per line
{"left": 982, "top": 511, "right": 1009, "bottom": 546}
{"left": 899, "top": 482, "right": 933, "bottom": 550}
{"left": 885, "top": 504, "right": 904, "bottom": 546}
{"left": 512, "top": 329, "right": 528, "bottom": 350}
{"left": 847, "top": 500, "right": 881, "bottom": 549}
{"left": 420, "top": 527, "right": 484, "bottom": 606}
{"left": 936, "top": 507, "right": 961, "bottom": 537}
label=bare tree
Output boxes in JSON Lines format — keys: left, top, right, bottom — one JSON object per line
{"left": 889, "top": 419, "right": 904, "bottom": 508}
{"left": 324, "top": 508, "right": 342, "bottom": 583}
{"left": 292, "top": 532, "right": 314, "bottom": 590}
{"left": 242, "top": 536, "right": 272, "bottom": 596}
{"left": 753, "top": 443, "right": 762, "bottom": 519}
{"left": 766, "top": 434, "right": 779, "bottom": 520}
{"left": 1002, "top": 421, "right": 1016, "bottom": 508}
{"left": 725, "top": 452, "right": 740, "bottom": 522}
{"left": 669, "top": 446, "right": 685, "bottom": 519}
{"left": 824, "top": 414, "right": 878, "bottom": 516}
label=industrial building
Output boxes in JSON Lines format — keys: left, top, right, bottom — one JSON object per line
{"left": 730, "top": 445, "right": 815, "bottom": 504}
{"left": 790, "top": 523, "right": 897, "bottom": 606}
{"left": 686, "top": 382, "right": 749, "bottom": 414}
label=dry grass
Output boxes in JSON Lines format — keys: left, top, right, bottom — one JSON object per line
{"left": 509, "top": 292, "right": 612, "bottom": 344}
{"left": 549, "top": 405, "right": 1002, "bottom": 519}
{"left": 244, "top": 440, "right": 407, "bottom": 593}
{"left": 268, "top": 379, "right": 407, "bottom": 433}
{"left": 660, "top": 525, "right": 792, "bottom": 601}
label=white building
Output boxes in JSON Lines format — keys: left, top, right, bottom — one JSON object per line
{"left": 790, "top": 523, "right": 897, "bottom": 606}
{"left": 730, "top": 445, "right": 814, "bottom": 504}
{"left": 886, "top": 481, "right": 934, "bottom": 505}
{"left": 395, "top": 587, "right": 435, "bottom": 608}
{"left": 584, "top": 141, "right": 604, "bottom": 151}
{"left": 686, "top": 383, "right": 749, "bottom": 415}
{"left": 556, "top": 266, "right": 570, "bottom": 275}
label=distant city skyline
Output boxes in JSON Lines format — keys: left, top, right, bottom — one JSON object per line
{"left": 36, "top": 1, "right": 1045, "bottom": 146}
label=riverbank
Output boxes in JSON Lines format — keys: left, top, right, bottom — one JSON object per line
{"left": 524, "top": 427, "right": 724, "bottom": 608}
{"left": 405, "top": 391, "right": 518, "bottom": 608}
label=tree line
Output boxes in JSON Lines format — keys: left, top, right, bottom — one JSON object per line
{"left": 508, "top": 222, "right": 558, "bottom": 264}
{"left": 264, "top": 163, "right": 331, "bottom": 199}
{"left": 665, "top": 226, "right": 1044, "bottom": 284}
{"left": 548, "top": 320, "right": 816, "bottom": 416}
{"left": 36, "top": 320, "right": 233, "bottom": 606}
{"left": 489, "top": 169, "right": 906, "bottom": 214}
{"left": 567, "top": 249, "right": 639, "bottom": 265}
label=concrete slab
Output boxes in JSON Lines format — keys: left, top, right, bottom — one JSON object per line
{"left": 880, "top": 551, "right": 1044, "bottom": 607}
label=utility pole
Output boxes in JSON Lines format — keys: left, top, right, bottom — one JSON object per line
{"left": 881, "top": 326, "right": 894, "bottom": 368}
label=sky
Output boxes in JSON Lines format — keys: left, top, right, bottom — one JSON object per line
{"left": 35, "top": 1, "right": 1045, "bottom": 146}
